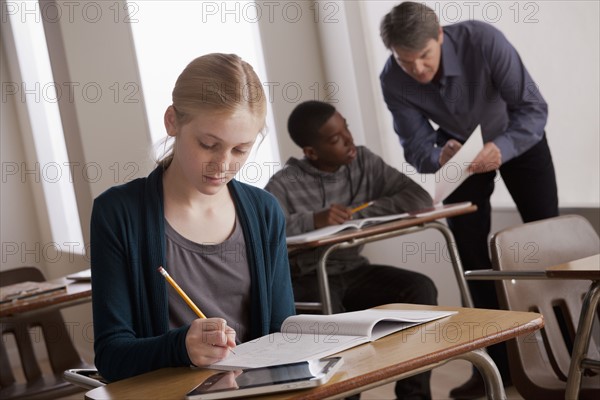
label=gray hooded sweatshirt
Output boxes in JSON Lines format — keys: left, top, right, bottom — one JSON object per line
{"left": 265, "top": 146, "right": 433, "bottom": 276}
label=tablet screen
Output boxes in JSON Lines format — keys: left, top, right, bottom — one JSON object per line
{"left": 186, "top": 358, "right": 342, "bottom": 399}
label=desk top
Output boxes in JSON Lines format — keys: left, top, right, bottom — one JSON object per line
{"left": 545, "top": 254, "right": 600, "bottom": 280}
{"left": 288, "top": 204, "right": 477, "bottom": 252}
{"left": 85, "top": 303, "right": 542, "bottom": 400}
{"left": 0, "top": 271, "right": 92, "bottom": 319}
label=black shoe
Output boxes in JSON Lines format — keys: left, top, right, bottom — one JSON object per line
{"left": 449, "top": 373, "right": 485, "bottom": 399}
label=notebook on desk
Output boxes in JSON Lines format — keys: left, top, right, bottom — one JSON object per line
{"left": 0, "top": 281, "right": 67, "bottom": 308}
{"left": 209, "top": 309, "right": 456, "bottom": 370}
{"left": 66, "top": 269, "right": 91, "bottom": 282}
{"left": 285, "top": 202, "right": 472, "bottom": 244}
{"left": 286, "top": 212, "right": 411, "bottom": 244}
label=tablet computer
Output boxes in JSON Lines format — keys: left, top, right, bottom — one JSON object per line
{"left": 63, "top": 369, "right": 107, "bottom": 389}
{"left": 185, "top": 357, "right": 343, "bottom": 400}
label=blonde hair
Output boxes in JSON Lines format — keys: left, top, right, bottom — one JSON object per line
{"left": 158, "top": 53, "right": 267, "bottom": 167}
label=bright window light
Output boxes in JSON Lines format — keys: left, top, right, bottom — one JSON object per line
{"left": 128, "top": 0, "right": 280, "bottom": 187}
{"left": 6, "top": 2, "right": 84, "bottom": 253}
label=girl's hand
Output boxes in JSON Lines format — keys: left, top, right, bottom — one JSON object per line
{"left": 185, "top": 318, "right": 237, "bottom": 367}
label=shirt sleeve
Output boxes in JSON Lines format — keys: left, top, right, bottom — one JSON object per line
{"left": 265, "top": 199, "right": 297, "bottom": 331}
{"left": 91, "top": 194, "right": 191, "bottom": 382}
{"left": 483, "top": 25, "right": 547, "bottom": 162}
{"left": 264, "top": 174, "right": 315, "bottom": 235}
{"left": 381, "top": 73, "right": 443, "bottom": 174}
{"left": 352, "top": 148, "right": 434, "bottom": 218}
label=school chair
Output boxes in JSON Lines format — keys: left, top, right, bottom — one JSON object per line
{"left": 0, "top": 266, "right": 91, "bottom": 400}
{"left": 489, "top": 215, "right": 600, "bottom": 400}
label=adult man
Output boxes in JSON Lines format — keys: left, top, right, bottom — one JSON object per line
{"left": 379, "top": 2, "right": 558, "bottom": 398}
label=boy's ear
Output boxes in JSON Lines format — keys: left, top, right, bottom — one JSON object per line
{"left": 303, "top": 146, "right": 318, "bottom": 161}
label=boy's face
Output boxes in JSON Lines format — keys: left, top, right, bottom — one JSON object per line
{"left": 304, "top": 111, "right": 357, "bottom": 172}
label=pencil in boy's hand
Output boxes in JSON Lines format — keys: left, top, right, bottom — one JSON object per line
{"left": 350, "top": 201, "right": 374, "bottom": 214}
{"left": 158, "top": 266, "right": 207, "bottom": 319}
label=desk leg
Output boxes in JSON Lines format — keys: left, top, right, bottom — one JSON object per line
{"left": 566, "top": 280, "right": 600, "bottom": 400}
{"left": 316, "top": 245, "right": 341, "bottom": 315}
{"left": 429, "top": 222, "right": 474, "bottom": 308}
{"left": 455, "top": 349, "right": 506, "bottom": 400}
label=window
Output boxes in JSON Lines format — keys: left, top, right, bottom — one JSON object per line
{"left": 4, "top": 3, "right": 84, "bottom": 252}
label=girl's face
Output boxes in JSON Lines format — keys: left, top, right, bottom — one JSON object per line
{"left": 166, "top": 107, "right": 263, "bottom": 196}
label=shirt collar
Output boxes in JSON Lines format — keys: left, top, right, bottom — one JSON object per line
{"left": 439, "top": 30, "right": 462, "bottom": 85}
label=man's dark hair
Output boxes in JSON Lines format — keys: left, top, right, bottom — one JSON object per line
{"left": 380, "top": 2, "right": 439, "bottom": 50}
{"left": 287, "top": 101, "right": 336, "bottom": 148}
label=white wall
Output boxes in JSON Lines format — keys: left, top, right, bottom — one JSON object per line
{"left": 257, "top": 0, "right": 329, "bottom": 162}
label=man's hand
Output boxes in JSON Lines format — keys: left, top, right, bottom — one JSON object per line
{"left": 468, "top": 142, "right": 502, "bottom": 174}
{"left": 313, "top": 204, "right": 352, "bottom": 229}
{"left": 439, "top": 139, "right": 462, "bottom": 166}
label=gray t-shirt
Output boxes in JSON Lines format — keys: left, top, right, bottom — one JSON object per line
{"left": 165, "top": 218, "right": 251, "bottom": 343}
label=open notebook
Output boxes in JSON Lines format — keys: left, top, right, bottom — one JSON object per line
{"left": 286, "top": 202, "right": 472, "bottom": 245}
{"left": 286, "top": 212, "right": 410, "bottom": 244}
{"left": 0, "top": 281, "right": 67, "bottom": 307}
{"left": 209, "top": 309, "right": 456, "bottom": 370}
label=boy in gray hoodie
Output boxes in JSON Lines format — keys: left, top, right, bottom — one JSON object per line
{"left": 265, "top": 100, "right": 437, "bottom": 400}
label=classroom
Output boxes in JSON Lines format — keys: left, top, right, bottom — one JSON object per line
{"left": 1, "top": 1, "right": 598, "bottom": 399}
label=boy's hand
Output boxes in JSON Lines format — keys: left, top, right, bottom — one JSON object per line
{"left": 314, "top": 204, "right": 352, "bottom": 229}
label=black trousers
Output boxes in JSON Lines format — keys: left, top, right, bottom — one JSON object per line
{"left": 443, "top": 134, "right": 559, "bottom": 379}
{"left": 294, "top": 264, "right": 438, "bottom": 400}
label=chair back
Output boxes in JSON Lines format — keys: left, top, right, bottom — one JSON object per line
{"left": 0, "top": 266, "right": 88, "bottom": 400}
{"left": 490, "top": 215, "right": 600, "bottom": 399}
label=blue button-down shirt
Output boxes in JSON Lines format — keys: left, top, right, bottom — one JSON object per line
{"left": 380, "top": 20, "right": 547, "bottom": 173}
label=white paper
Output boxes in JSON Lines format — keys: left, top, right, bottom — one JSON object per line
{"left": 286, "top": 212, "right": 410, "bottom": 244}
{"left": 209, "top": 309, "right": 456, "bottom": 370}
{"left": 434, "top": 127, "right": 484, "bottom": 205}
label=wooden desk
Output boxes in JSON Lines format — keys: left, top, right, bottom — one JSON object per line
{"left": 85, "top": 303, "right": 543, "bottom": 400}
{"left": 0, "top": 270, "right": 92, "bottom": 320}
{"left": 289, "top": 204, "right": 477, "bottom": 314}
{"left": 545, "top": 254, "right": 600, "bottom": 279}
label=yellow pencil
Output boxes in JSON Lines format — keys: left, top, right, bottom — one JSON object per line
{"left": 158, "top": 266, "right": 236, "bottom": 354}
{"left": 158, "top": 266, "right": 207, "bottom": 319}
{"left": 350, "top": 201, "right": 374, "bottom": 214}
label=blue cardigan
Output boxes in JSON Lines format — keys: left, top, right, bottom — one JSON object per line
{"left": 90, "top": 167, "right": 295, "bottom": 381}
